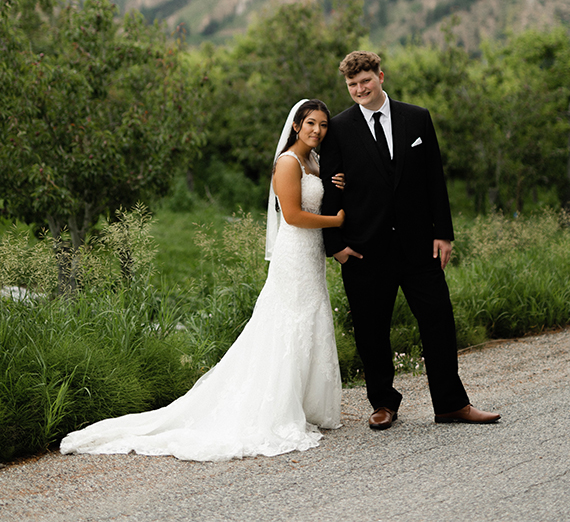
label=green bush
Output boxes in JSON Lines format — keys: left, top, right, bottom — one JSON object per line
{"left": 3, "top": 205, "right": 570, "bottom": 461}
{"left": 0, "top": 287, "right": 200, "bottom": 461}
{"left": 0, "top": 206, "right": 196, "bottom": 460}
{"left": 193, "top": 157, "right": 267, "bottom": 212}
{"left": 0, "top": 206, "right": 268, "bottom": 461}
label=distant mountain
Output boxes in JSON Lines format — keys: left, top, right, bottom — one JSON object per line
{"left": 115, "top": 0, "right": 570, "bottom": 49}
{"left": 368, "top": 0, "right": 570, "bottom": 50}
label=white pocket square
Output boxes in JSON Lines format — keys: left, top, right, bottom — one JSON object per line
{"left": 411, "top": 137, "right": 422, "bottom": 147}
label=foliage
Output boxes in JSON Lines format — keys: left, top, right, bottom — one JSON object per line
{"left": 195, "top": 0, "right": 366, "bottom": 191}
{"left": 150, "top": 202, "right": 232, "bottom": 289}
{"left": 0, "top": 204, "right": 154, "bottom": 295}
{"left": 0, "top": 206, "right": 193, "bottom": 461}
{"left": 448, "top": 209, "right": 570, "bottom": 337}
{"left": 190, "top": 209, "right": 267, "bottom": 315}
{"left": 331, "top": 208, "right": 570, "bottom": 371}
{"left": 0, "top": 0, "right": 209, "bottom": 253}
{"left": 0, "top": 227, "right": 58, "bottom": 296}
{"left": 0, "top": 291, "right": 199, "bottom": 461}
{"left": 4, "top": 0, "right": 570, "bottom": 222}
{"left": 0, "top": 206, "right": 267, "bottom": 461}
{"left": 152, "top": 204, "right": 570, "bottom": 380}
{"left": 4, "top": 203, "right": 570, "bottom": 461}
{"left": 184, "top": 10, "right": 570, "bottom": 214}
{"left": 386, "top": 20, "right": 570, "bottom": 214}
{"left": 192, "top": 157, "right": 267, "bottom": 212}
{"left": 479, "top": 27, "right": 570, "bottom": 212}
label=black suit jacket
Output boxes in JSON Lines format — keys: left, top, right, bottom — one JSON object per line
{"left": 321, "top": 99, "right": 454, "bottom": 261}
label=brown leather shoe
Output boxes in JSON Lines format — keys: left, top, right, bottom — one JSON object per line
{"left": 369, "top": 407, "right": 398, "bottom": 430}
{"left": 435, "top": 404, "right": 500, "bottom": 424}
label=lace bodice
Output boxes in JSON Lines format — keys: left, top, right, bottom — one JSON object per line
{"left": 277, "top": 150, "right": 323, "bottom": 216}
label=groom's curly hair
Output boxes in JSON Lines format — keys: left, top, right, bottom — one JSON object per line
{"left": 339, "top": 51, "right": 382, "bottom": 78}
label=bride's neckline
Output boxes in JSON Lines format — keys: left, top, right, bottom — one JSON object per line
{"left": 282, "top": 150, "right": 319, "bottom": 178}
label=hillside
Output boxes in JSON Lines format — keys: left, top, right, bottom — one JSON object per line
{"left": 370, "top": 0, "right": 570, "bottom": 50}
{"left": 114, "top": 0, "right": 570, "bottom": 49}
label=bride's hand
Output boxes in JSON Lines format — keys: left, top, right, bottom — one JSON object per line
{"left": 332, "top": 173, "right": 345, "bottom": 190}
{"left": 336, "top": 209, "right": 345, "bottom": 227}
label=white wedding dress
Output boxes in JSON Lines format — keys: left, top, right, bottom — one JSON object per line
{"left": 60, "top": 151, "right": 342, "bottom": 462}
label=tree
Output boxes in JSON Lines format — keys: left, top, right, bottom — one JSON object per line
{"left": 0, "top": 0, "right": 209, "bottom": 262}
{"left": 387, "top": 21, "right": 570, "bottom": 214}
{"left": 386, "top": 18, "right": 499, "bottom": 213}
{"left": 480, "top": 28, "right": 570, "bottom": 213}
{"left": 198, "top": 0, "right": 367, "bottom": 187}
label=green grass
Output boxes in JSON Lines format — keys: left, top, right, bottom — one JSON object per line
{"left": 0, "top": 288, "right": 201, "bottom": 461}
{"left": 151, "top": 202, "right": 230, "bottom": 289}
{"left": 3, "top": 203, "right": 570, "bottom": 462}
{"left": 151, "top": 200, "right": 267, "bottom": 288}
{"left": 0, "top": 204, "right": 268, "bottom": 461}
{"left": 154, "top": 204, "right": 570, "bottom": 378}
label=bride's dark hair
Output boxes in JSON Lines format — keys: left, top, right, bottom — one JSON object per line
{"left": 277, "top": 99, "right": 331, "bottom": 159}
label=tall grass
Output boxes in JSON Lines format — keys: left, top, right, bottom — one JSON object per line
{"left": 0, "top": 292, "right": 197, "bottom": 460}
{"left": 387, "top": 209, "right": 570, "bottom": 353}
{"left": 0, "top": 206, "right": 194, "bottom": 461}
{"left": 450, "top": 209, "right": 570, "bottom": 338}
{"left": 2, "top": 205, "right": 570, "bottom": 461}
{"left": 325, "top": 208, "right": 570, "bottom": 380}
{"left": 180, "top": 209, "right": 268, "bottom": 363}
{"left": 0, "top": 206, "right": 267, "bottom": 461}
{"left": 182, "top": 206, "right": 570, "bottom": 383}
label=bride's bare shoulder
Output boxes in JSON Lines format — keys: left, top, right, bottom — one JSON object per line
{"left": 275, "top": 153, "right": 301, "bottom": 173}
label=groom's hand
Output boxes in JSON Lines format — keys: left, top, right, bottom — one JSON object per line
{"left": 334, "top": 246, "right": 363, "bottom": 264}
{"left": 433, "top": 239, "right": 452, "bottom": 270}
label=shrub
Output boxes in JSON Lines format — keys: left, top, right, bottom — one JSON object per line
{"left": 0, "top": 205, "right": 195, "bottom": 460}
{"left": 3, "top": 205, "right": 570, "bottom": 461}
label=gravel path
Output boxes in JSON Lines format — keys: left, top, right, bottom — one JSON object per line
{"left": 1, "top": 329, "right": 569, "bottom": 521}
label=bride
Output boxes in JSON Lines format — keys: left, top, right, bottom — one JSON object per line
{"left": 60, "top": 99, "right": 346, "bottom": 462}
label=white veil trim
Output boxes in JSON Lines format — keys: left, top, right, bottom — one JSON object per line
{"left": 265, "top": 99, "right": 308, "bottom": 261}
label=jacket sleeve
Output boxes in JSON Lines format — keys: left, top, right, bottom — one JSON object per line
{"left": 320, "top": 123, "right": 347, "bottom": 257}
{"left": 424, "top": 111, "right": 454, "bottom": 241}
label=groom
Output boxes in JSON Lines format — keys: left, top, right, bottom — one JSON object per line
{"left": 321, "top": 50, "right": 500, "bottom": 430}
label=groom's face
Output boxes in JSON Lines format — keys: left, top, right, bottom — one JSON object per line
{"left": 346, "top": 69, "right": 385, "bottom": 111}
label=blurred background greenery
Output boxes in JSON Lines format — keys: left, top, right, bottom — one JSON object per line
{"left": 2, "top": 0, "right": 570, "bottom": 461}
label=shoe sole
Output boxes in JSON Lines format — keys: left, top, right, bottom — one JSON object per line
{"left": 434, "top": 416, "right": 500, "bottom": 424}
{"left": 369, "top": 413, "right": 398, "bottom": 430}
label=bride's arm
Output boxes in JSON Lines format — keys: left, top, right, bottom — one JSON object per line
{"left": 273, "top": 155, "right": 344, "bottom": 229}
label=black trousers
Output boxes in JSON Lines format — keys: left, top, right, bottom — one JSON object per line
{"left": 341, "top": 231, "right": 470, "bottom": 415}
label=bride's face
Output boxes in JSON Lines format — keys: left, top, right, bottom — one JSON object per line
{"left": 293, "top": 110, "right": 329, "bottom": 148}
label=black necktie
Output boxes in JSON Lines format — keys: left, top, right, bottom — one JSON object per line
{"left": 373, "top": 111, "right": 390, "bottom": 159}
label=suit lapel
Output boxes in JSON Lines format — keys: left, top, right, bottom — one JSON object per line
{"left": 390, "top": 99, "right": 406, "bottom": 191}
{"left": 349, "top": 105, "right": 394, "bottom": 186}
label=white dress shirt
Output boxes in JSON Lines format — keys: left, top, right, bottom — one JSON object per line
{"left": 359, "top": 91, "right": 393, "bottom": 159}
